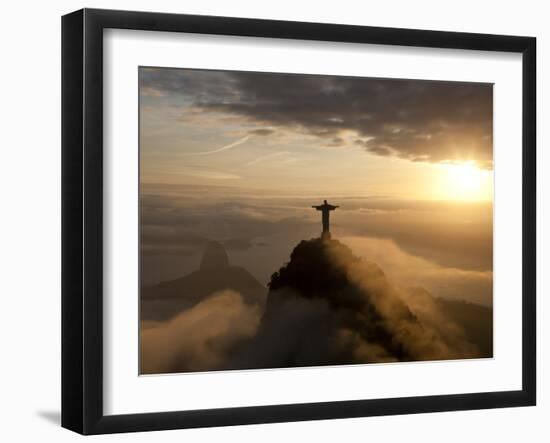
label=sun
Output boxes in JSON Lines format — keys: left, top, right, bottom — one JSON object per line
{"left": 438, "top": 162, "right": 493, "bottom": 201}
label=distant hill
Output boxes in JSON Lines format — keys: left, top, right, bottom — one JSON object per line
{"left": 141, "top": 241, "right": 267, "bottom": 322}
{"left": 405, "top": 286, "right": 493, "bottom": 358}
{"left": 437, "top": 297, "right": 493, "bottom": 357}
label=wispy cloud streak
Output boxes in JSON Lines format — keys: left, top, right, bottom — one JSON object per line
{"left": 181, "top": 135, "right": 251, "bottom": 156}
{"left": 246, "top": 151, "right": 289, "bottom": 166}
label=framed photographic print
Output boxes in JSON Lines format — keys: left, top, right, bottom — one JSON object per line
{"left": 61, "top": 8, "right": 536, "bottom": 435}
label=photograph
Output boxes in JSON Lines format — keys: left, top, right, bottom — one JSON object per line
{"left": 138, "top": 67, "right": 494, "bottom": 375}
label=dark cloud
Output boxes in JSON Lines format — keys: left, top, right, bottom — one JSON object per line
{"left": 141, "top": 68, "right": 493, "bottom": 168}
{"left": 139, "top": 67, "right": 237, "bottom": 102}
{"left": 248, "top": 128, "right": 275, "bottom": 136}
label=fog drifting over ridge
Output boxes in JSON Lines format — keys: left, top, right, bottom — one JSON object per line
{"left": 141, "top": 238, "right": 489, "bottom": 374}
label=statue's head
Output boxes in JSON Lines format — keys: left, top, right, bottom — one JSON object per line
{"left": 324, "top": 199, "right": 327, "bottom": 204}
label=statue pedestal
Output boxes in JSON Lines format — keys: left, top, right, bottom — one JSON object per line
{"left": 321, "top": 231, "right": 332, "bottom": 241}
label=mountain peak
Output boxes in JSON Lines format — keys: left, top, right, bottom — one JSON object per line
{"left": 200, "top": 241, "right": 229, "bottom": 270}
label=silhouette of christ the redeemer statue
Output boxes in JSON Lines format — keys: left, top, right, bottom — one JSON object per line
{"left": 312, "top": 200, "right": 339, "bottom": 239}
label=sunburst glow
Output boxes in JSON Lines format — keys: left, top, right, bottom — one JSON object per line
{"left": 438, "top": 162, "right": 493, "bottom": 201}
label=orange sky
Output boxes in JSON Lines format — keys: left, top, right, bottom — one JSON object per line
{"left": 140, "top": 67, "right": 493, "bottom": 202}
{"left": 139, "top": 67, "right": 493, "bottom": 306}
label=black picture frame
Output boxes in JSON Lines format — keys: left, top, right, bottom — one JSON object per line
{"left": 61, "top": 8, "right": 537, "bottom": 435}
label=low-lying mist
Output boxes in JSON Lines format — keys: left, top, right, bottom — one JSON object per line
{"left": 141, "top": 237, "right": 492, "bottom": 374}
